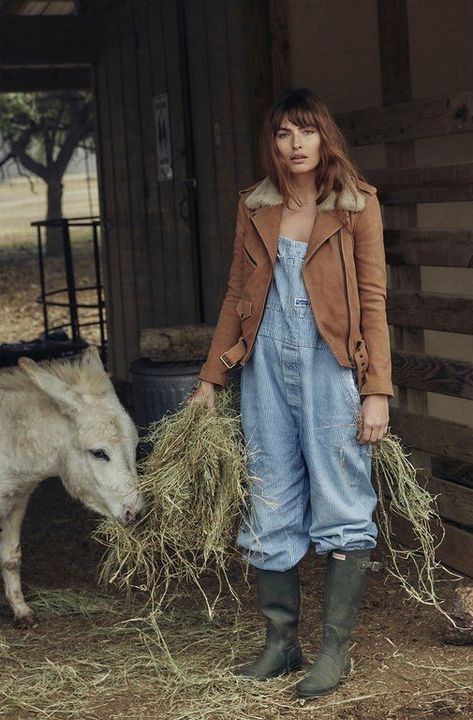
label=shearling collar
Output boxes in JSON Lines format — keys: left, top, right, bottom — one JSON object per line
{"left": 244, "top": 175, "right": 367, "bottom": 213}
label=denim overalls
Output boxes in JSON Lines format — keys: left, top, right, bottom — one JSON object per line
{"left": 236, "top": 235, "right": 378, "bottom": 571}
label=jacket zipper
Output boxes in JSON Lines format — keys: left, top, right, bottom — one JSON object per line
{"left": 338, "top": 229, "right": 355, "bottom": 368}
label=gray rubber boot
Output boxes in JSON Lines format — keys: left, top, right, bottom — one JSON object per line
{"left": 296, "top": 549, "right": 381, "bottom": 698}
{"left": 235, "top": 565, "right": 303, "bottom": 680}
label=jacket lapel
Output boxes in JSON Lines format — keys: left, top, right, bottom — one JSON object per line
{"left": 248, "top": 205, "right": 281, "bottom": 267}
{"left": 249, "top": 204, "right": 344, "bottom": 267}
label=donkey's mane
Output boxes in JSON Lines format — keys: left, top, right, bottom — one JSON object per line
{"left": 0, "top": 355, "right": 111, "bottom": 395}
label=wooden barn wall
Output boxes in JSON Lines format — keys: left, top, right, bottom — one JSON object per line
{"left": 92, "top": 0, "right": 267, "bottom": 383}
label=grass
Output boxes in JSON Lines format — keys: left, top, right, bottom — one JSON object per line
{"left": 0, "top": 173, "right": 99, "bottom": 248}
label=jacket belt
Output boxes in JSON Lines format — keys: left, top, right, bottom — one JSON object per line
{"left": 219, "top": 337, "right": 247, "bottom": 369}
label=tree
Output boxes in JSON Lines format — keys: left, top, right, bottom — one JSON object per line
{"left": 0, "top": 91, "right": 94, "bottom": 256}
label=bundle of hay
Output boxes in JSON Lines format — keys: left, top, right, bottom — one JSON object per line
{"left": 94, "top": 385, "right": 254, "bottom": 616}
{"left": 96, "top": 389, "right": 458, "bottom": 625}
{"left": 368, "top": 422, "right": 462, "bottom": 626}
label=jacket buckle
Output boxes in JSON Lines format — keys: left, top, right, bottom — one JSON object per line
{"left": 219, "top": 337, "right": 247, "bottom": 370}
{"left": 219, "top": 353, "right": 237, "bottom": 370}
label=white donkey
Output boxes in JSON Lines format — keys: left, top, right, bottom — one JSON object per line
{"left": 0, "top": 346, "right": 143, "bottom": 627}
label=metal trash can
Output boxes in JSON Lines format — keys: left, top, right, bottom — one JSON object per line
{"left": 129, "top": 358, "right": 202, "bottom": 433}
{"left": 129, "top": 357, "right": 242, "bottom": 458}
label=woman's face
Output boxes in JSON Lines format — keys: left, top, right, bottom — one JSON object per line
{"left": 274, "top": 116, "right": 321, "bottom": 175}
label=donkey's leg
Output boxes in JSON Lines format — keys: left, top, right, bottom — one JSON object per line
{"left": 0, "top": 492, "right": 37, "bottom": 627}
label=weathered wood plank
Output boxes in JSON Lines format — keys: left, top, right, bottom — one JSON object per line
{"left": 246, "top": 0, "right": 273, "bottom": 176}
{"left": 144, "top": 0, "right": 169, "bottom": 325}
{"left": 369, "top": 163, "right": 473, "bottom": 204}
{"left": 392, "top": 350, "right": 473, "bottom": 400}
{"left": 0, "top": 16, "right": 98, "bottom": 64}
{"left": 104, "top": 5, "right": 139, "bottom": 376}
{"left": 387, "top": 290, "right": 473, "bottom": 333}
{"left": 93, "top": 8, "right": 127, "bottom": 380}
{"left": 140, "top": 325, "right": 214, "bottom": 362}
{"left": 161, "top": 0, "right": 198, "bottom": 323}
{"left": 268, "top": 0, "right": 291, "bottom": 96}
{"left": 134, "top": 0, "right": 166, "bottom": 326}
{"left": 430, "top": 476, "right": 473, "bottom": 527}
{"left": 381, "top": 473, "right": 473, "bottom": 528}
{"left": 377, "top": 0, "right": 430, "bottom": 479}
{"left": 225, "top": 0, "right": 255, "bottom": 193}
{"left": 205, "top": 0, "right": 239, "bottom": 303}
{"left": 384, "top": 228, "right": 473, "bottom": 268}
{"left": 184, "top": 0, "right": 221, "bottom": 322}
{"left": 431, "top": 456, "right": 473, "bottom": 490}
{"left": 1, "top": 67, "right": 91, "bottom": 92}
{"left": 118, "top": 1, "right": 153, "bottom": 334}
{"left": 336, "top": 91, "right": 473, "bottom": 146}
{"left": 389, "top": 407, "right": 473, "bottom": 465}
{"left": 388, "top": 511, "right": 473, "bottom": 578}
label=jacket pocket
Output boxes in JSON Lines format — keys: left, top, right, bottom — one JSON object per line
{"left": 235, "top": 298, "right": 253, "bottom": 320}
{"left": 243, "top": 244, "right": 258, "bottom": 266}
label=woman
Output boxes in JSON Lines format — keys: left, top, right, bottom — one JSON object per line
{"left": 188, "top": 87, "right": 394, "bottom": 698}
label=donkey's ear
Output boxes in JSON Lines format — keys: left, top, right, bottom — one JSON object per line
{"left": 80, "top": 345, "right": 104, "bottom": 371}
{"left": 18, "top": 356, "right": 81, "bottom": 417}
{"left": 80, "top": 345, "right": 115, "bottom": 395}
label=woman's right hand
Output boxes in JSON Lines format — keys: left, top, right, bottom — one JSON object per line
{"left": 187, "top": 379, "right": 217, "bottom": 412}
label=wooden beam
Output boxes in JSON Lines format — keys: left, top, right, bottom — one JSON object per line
{"left": 389, "top": 512, "right": 473, "bottom": 578}
{"left": 384, "top": 228, "right": 473, "bottom": 268}
{"left": 336, "top": 91, "right": 473, "bottom": 146}
{"left": 392, "top": 349, "right": 473, "bottom": 400}
{"left": 387, "top": 290, "right": 473, "bottom": 334}
{"left": 389, "top": 407, "right": 473, "bottom": 465}
{"left": 381, "top": 472, "right": 473, "bottom": 528}
{"left": 368, "top": 162, "right": 473, "bottom": 204}
{"left": 421, "top": 475, "right": 473, "bottom": 528}
{"left": 0, "top": 66, "right": 91, "bottom": 91}
{"left": 0, "top": 16, "right": 98, "bottom": 66}
{"left": 0, "top": 0, "right": 77, "bottom": 15}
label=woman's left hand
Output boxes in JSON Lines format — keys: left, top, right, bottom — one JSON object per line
{"left": 358, "top": 394, "right": 390, "bottom": 444}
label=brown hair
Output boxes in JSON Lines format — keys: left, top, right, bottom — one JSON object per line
{"left": 260, "top": 87, "right": 367, "bottom": 219}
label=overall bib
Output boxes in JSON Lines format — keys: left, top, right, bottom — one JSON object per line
{"left": 236, "top": 235, "right": 378, "bottom": 571}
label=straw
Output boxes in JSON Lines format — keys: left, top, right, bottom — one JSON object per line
{"left": 94, "top": 385, "right": 257, "bottom": 617}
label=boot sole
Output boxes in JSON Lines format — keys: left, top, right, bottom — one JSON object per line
{"left": 296, "top": 661, "right": 352, "bottom": 698}
{"left": 296, "top": 679, "right": 342, "bottom": 698}
{"left": 236, "top": 660, "right": 304, "bottom": 681}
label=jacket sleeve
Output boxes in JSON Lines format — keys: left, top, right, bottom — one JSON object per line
{"left": 353, "top": 191, "right": 394, "bottom": 398}
{"left": 198, "top": 195, "right": 247, "bottom": 386}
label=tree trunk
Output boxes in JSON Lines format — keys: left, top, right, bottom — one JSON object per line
{"left": 45, "top": 178, "right": 64, "bottom": 257}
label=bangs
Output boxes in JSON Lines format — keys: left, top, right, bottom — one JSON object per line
{"left": 272, "top": 104, "right": 318, "bottom": 133}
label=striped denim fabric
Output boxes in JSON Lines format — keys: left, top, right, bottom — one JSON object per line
{"left": 236, "top": 235, "right": 378, "bottom": 571}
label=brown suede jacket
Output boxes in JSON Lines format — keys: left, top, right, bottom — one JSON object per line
{"left": 198, "top": 175, "right": 394, "bottom": 399}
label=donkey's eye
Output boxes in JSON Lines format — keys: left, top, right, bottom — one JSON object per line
{"left": 90, "top": 449, "right": 110, "bottom": 461}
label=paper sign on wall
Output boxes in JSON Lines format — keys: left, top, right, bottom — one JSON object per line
{"left": 153, "top": 93, "right": 173, "bottom": 181}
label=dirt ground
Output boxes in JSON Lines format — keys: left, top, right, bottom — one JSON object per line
{"left": 0, "top": 477, "right": 472, "bottom": 720}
